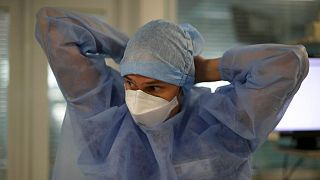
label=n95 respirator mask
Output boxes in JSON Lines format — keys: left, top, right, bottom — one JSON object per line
{"left": 125, "top": 90, "right": 179, "bottom": 128}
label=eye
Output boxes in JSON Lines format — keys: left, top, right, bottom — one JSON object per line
{"left": 125, "top": 79, "right": 135, "bottom": 89}
{"left": 149, "top": 86, "right": 161, "bottom": 92}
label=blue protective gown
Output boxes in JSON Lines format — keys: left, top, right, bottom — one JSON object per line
{"left": 35, "top": 7, "right": 309, "bottom": 180}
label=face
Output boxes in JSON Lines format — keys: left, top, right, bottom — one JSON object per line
{"left": 124, "top": 74, "right": 180, "bottom": 101}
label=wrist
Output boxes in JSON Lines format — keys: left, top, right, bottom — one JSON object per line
{"left": 205, "top": 58, "right": 221, "bottom": 82}
{"left": 194, "top": 56, "right": 221, "bottom": 83}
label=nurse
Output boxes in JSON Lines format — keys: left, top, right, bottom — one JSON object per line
{"left": 36, "top": 7, "right": 309, "bottom": 180}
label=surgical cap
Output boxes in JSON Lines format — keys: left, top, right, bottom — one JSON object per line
{"left": 120, "top": 20, "right": 204, "bottom": 91}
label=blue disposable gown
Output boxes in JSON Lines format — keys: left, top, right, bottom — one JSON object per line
{"left": 35, "top": 7, "right": 309, "bottom": 180}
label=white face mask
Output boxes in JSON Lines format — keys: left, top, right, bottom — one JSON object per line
{"left": 125, "top": 90, "right": 179, "bottom": 128}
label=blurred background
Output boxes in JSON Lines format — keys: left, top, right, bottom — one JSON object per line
{"left": 0, "top": 0, "right": 320, "bottom": 180}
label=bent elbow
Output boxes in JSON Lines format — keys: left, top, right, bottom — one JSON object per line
{"left": 35, "top": 7, "right": 52, "bottom": 43}
{"left": 293, "top": 45, "right": 309, "bottom": 79}
{"left": 280, "top": 45, "right": 309, "bottom": 98}
{"left": 35, "top": 7, "right": 54, "bottom": 25}
{"left": 35, "top": 7, "right": 64, "bottom": 32}
{"left": 287, "top": 45, "right": 309, "bottom": 82}
{"left": 36, "top": 7, "right": 62, "bottom": 19}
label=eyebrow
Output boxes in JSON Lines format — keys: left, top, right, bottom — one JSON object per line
{"left": 124, "top": 76, "right": 165, "bottom": 85}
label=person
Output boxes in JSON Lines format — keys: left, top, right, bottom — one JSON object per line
{"left": 35, "top": 7, "right": 309, "bottom": 180}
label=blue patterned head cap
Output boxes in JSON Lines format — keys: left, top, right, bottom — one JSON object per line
{"left": 120, "top": 19, "right": 204, "bottom": 91}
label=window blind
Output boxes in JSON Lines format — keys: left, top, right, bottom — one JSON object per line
{"left": 177, "top": 0, "right": 320, "bottom": 57}
{"left": 0, "top": 9, "right": 9, "bottom": 180}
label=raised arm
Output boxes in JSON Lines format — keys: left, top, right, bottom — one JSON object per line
{"left": 198, "top": 44, "right": 309, "bottom": 152}
{"left": 35, "top": 7, "right": 129, "bottom": 101}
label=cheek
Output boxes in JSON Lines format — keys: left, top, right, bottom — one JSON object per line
{"left": 159, "top": 89, "right": 179, "bottom": 101}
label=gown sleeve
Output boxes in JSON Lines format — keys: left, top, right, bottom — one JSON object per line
{"left": 35, "top": 8, "right": 130, "bottom": 179}
{"left": 35, "top": 7, "right": 129, "bottom": 117}
{"left": 198, "top": 44, "right": 309, "bottom": 152}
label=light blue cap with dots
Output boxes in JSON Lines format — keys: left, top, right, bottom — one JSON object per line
{"left": 120, "top": 19, "right": 204, "bottom": 91}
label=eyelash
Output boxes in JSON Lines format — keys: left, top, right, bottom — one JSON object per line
{"left": 125, "top": 80, "right": 162, "bottom": 92}
{"left": 125, "top": 80, "right": 134, "bottom": 88}
{"left": 148, "top": 86, "right": 161, "bottom": 92}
